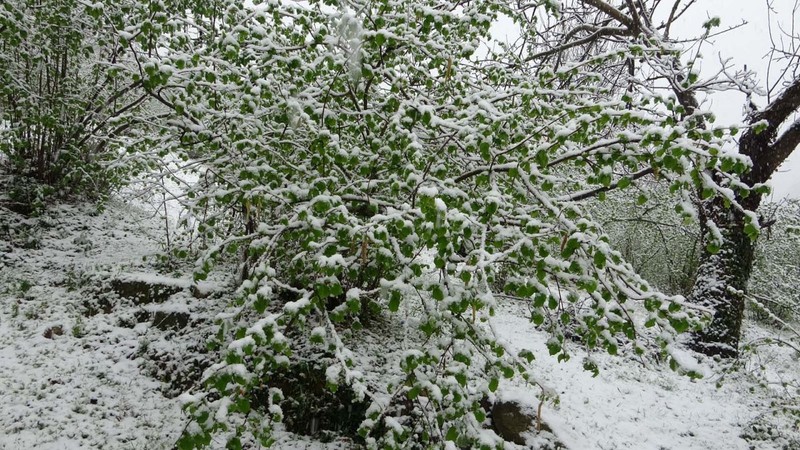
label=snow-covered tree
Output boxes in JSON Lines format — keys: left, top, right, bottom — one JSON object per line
{"left": 750, "top": 199, "right": 800, "bottom": 324}
{"left": 523, "top": 0, "right": 800, "bottom": 358}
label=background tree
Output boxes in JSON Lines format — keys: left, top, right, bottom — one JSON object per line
{"left": 749, "top": 199, "right": 800, "bottom": 326}
{"left": 521, "top": 0, "right": 800, "bottom": 357}
{"left": 593, "top": 185, "right": 701, "bottom": 297}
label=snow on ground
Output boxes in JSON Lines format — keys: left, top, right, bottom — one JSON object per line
{"left": 492, "top": 301, "right": 800, "bottom": 450}
{"left": 0, "top": 195, "right": 357, "bottom": 450}
{"left": 0, "top": 194, "right": 797, "bottom": 450}
{"left": 0, "top": 200, "right": 184, "bottom": 449}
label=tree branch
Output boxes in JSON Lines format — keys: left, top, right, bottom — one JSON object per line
{"left": 526, "top": 26, "right": 630, "bottom": 62}
{"left": 580, "top": 0, "right": 636, "bottom": 30}
{"left": 766, "top": 118, "right": 800, "bottom": 177}
{"left": 624, "top": 0, "right": 643, "bottom": 32}
{"left": 560, "top": 167, "right": 654, "bottom": 202}
{"left": 750, "top": 77, "right": 800, "bottom": 130}
{"left": 741, "top": 77, "right": 800, "bottom": 184}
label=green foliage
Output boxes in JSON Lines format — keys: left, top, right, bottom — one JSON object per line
{"left": 48, "top": 0, "right": 755, "bottom": 447}
{"left": 0, "top": 0, "right": 150, "bottom": 204}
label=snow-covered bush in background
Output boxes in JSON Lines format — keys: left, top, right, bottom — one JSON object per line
{"left": 593, "top": 185, "right": 701, "bottom": 297}
{"left": 0, "top": 0, "right": 153, "bottom": 205}
{"left": 749, "top": 200, "right": 800, "bottom": 324}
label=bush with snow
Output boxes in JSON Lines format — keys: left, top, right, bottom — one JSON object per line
{"left": 114, "top": 1, "right": 754, "bottom": 448}
{"left": 2, "top": 0, "right": 770, "bottom": 448}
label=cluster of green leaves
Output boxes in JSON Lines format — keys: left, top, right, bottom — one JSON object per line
{"left": 102, "top": 0, "right": 757, "bottom": 448}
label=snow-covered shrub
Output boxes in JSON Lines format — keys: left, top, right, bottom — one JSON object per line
{"left": 105, "top": 0, "right": 754, "bottom": 448}
{"left": 749, "top": 200, "right": 800, "bottom": 323}
{"left": 0, "top": 0, "right": 152, "bottom": 203}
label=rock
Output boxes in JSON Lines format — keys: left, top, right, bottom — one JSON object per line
{"left": 83, "top": 297, "right": 114, "bottom": 316}
{"left": 131, "top": 308, "right": 191, "bottom": 330}
{"left": 189, "top": 283, "right": 214, "bottom": 299}
{"left": 490, "top": 399, "right": 564, "bottom": 449}
{"left": 110, "top": 278, "right": 184, "bottom": 305}
{"left": 151, "top": 310, "right": 191, "bottom": 331}
{"left": 43, "top": 325, "right": 64, "bottom": 339}
{"left": 492, "top": 400, "right": 534, "bottom": 445}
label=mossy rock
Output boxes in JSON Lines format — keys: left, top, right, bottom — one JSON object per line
{"left": 490, "top": 399, "right": 564, "bottom": 448}
{"left": 110, "top": 278, "right": 184, "bottom": 305}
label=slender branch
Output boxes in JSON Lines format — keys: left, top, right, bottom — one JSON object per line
{"left": 624, "top": 0, "right": 643, "bottom": 33}
{"left": 561, "top": 167, "right": 654, "bottom": 202}
{"left": 453, "top": 162, "right": 516, "bottom": 183}
{"left": 526, "top": 26, "right": 630, "bottom": 62}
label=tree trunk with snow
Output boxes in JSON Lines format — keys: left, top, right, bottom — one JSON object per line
{"left": 540, "top": 0, "right": 800, "bottom": 358}
{"left": 689, "top": 80, "right": 800, "bottom": 357}
{"left": 688, "top": 197, "right": 755, "bottom": 357}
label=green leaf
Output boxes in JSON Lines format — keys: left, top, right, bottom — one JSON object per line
{"left": 460, "top": 271, "right": 471, "bottom": 283}
{"left": 445, "top": 426, "right": 459, "bottom": 441}
{"left": 388, "top": 291, "right": 401, "bottom": 312}
{"left": 561, "top": 238, "right": 580, "bottom": 258}
{"left": 744, "top": 223, "right": 759, "bottom": 241}
{"left": 582, "top": 359, "right": 599, "bottom": 377}
{"left": 670, "top": 317, "right": 690, "bottom": 333}
{"left": 407, "top": 386, "right": 421, "bottom": 399}
{"left": 518, "top": 349, "right": 535, "bottom": 363}
{"left": 593, "top": 251, "right": 606, "bottom": 269}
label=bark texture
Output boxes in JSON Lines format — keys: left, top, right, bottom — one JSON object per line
{"left": 688, "top": 199, "right": 755, "bottom": 357}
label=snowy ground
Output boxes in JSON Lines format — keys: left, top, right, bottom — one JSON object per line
{"left": 492, "top": 301, "right": 800, "bottom": 450}
{"left": 1, "top": 195, "right": 798, "bottom": 449}
{"left": 0, "top": 200, "right": 184, "bottom": 449}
